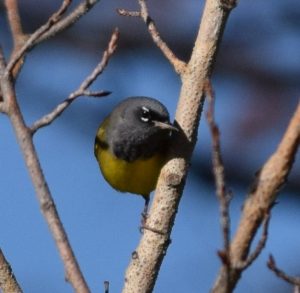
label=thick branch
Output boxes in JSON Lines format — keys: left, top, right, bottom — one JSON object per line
{"left": 30, "top": 28, "right": 119, "bottom": 134}
{"left": 0, "top": 50, "right": 90, "bottom": 293}
{"left": 0, "top": 249, "right": 22, "bottom": 293}
{"left": 122, "top": 1, "right": 236, "bottom": 292}
{"left": 212, "top": 101, "right": 300, "bottom": 292}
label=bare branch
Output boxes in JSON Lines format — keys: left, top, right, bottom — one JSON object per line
{"left": 118, "top": 0, "right": 186, "bottom": 74}
{"left": 212, "top": 101, "right": 300, "bottom": 292}
{"left": 4, "top": 0, "right": 26, "bottom": 45}
{"left": 234, "top": 211, "right": 270, "bottom": 270}
{"left": 122, "top": 0, "right": 236, "bottom": 292}
{"left": 3, "top": 0, "right": 28, "bottom": 82}
{"left": 77, "top": 28, "right": 119, "bottom": 90}
{"left": 268, "top": 255, "right": 300, "bottom": 287}
{"left": 35, "top": 0, "right": 100, "bottom": 44}
{"left": 30, "top": 28, "right": 119, "bottom": 134}
{"left": 205, "top": 80, "right": 231, "bottom": 288}
{"left": 0, "top": 44, "right": 90, "bottom": 293}
{"left": 6, "top": 0, "right": 72, "bottom": 75}
{"left": 0, "top": 249, "right": 22, "bottom": 293}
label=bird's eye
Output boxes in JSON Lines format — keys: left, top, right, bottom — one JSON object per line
{"left": 140, "top": 106, "right": 151, "bottom": 122}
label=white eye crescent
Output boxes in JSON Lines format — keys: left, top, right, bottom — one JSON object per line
{"left": 141, "top": 106, "right": 151, "bottom": 122}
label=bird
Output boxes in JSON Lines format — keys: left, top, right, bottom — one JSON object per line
{"left": 94, "top": 96, "right": 177, "bottom": 221}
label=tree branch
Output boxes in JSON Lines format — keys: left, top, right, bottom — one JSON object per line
{"left": 0, "top": 47, "right": 90, "bottom": 293}
{"left": 30, "top": 28, "right": 119, "bottom": 134}
{"left": 117, "top": 0, "right": 186, "bottom": 75}
{"left": 0, "top": 249, "right": 22, "bottom": 293}
{"left": 205, "top": 80, "right": 231, "bottom": 288}
{"left": 234, "top": 211, "right": 270, "bottom": 270}
{"left": 122, "top": 1, "right": 237, "bottom": 292}
{"left": 268, "top": 255, "right": 300, "bottom": 287}
{"left": 34, "top": 0, "right": 100, "bottom": 44}
{"left": 6, "top": 0, "right": 72, "bottom": 75}
{"left": 3, "top": 0, "right": 27, "bottom": 91}
{"left": 5, "top": 0, "right": 101, "bottom": 79}
{"left": 212, "top": 101, "right": 300, "bottom": 293}
{"left": 4, "top": 0, "right": 26, "bottom": 45}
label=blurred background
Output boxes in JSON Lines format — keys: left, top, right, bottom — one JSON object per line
{"left": 0, "top": 0, "right": 299, "bottom": 292}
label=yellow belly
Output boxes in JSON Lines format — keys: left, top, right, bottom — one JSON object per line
{"left": 95, "top": 147, "right": 165, "bottom": 196}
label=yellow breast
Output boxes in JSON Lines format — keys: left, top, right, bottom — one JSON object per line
{"left": 96, "top": 148, "right": 165, "bottom": 196}
{"left": 94, "top": 121, "right": 165, "bottom": 196}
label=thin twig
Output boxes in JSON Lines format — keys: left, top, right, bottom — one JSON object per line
{"left": 80, "top": 90, "right": 112, "bottom": 98}
{"left": 30, "top": 28, "right": 119, "bottom": 134}
{"left": 205, "top": 80, "right": 231, "bottom": 288}
{"left": 0, "top": 249, "right": 22, "bottom": 293}
{"left": 6, "top": 0, "right": 72, "bottom": 75}
{"left": 117, "top": 0, "right": 186, "bottom": 74}
{"left": 205, "top": 80, "right": 231, "bottom": 253}
{"left": 268, "top": 255, "right": 300, "bottom": 287}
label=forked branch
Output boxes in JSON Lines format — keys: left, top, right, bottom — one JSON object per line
{"left": 30, "top": 28, "right": 119, "bottom": 134}
{"left": 5, "top": 0, "right": 101, "bottom": 78}
{"left": 117, "top": 0, "right": 186, "bottom": 74}
{"left": 6, "top": 0, "right": 72, "bottom": 75}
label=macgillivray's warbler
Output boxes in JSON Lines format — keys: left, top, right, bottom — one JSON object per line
{"left": 94, "top": 96, "right": 177, "bottom": 221}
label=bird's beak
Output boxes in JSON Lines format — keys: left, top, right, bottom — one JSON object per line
{"left": 153, "top": 120, "right": 178, "bottom": 132}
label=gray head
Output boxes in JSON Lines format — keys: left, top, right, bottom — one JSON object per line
{"left": 106, "top": 96, "right": 177, "bottom": 161}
